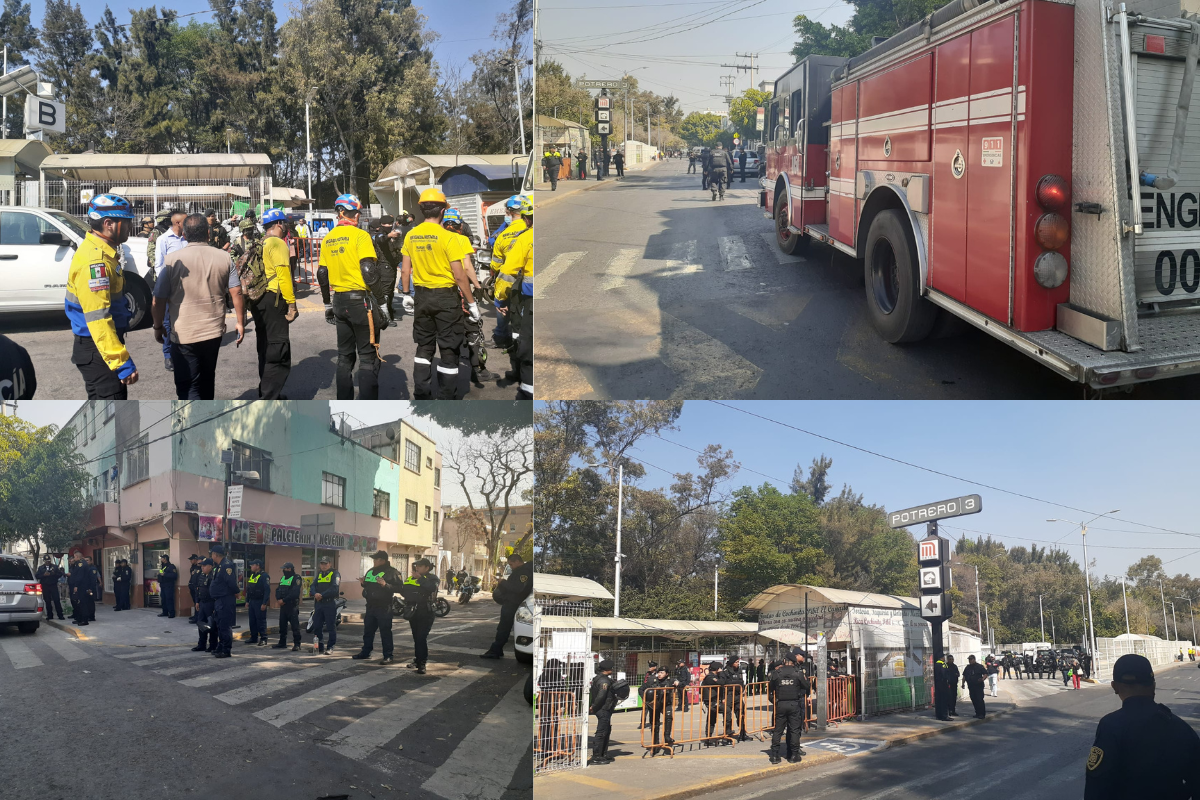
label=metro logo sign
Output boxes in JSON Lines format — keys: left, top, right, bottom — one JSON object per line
{"left": 918, "top": 539, "right": 939, "bottom": 563}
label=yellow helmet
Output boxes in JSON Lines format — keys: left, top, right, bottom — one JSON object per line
{"left": 419, "top": 188, "right": 447, "bottom": 204}
{"left": 520, "top": 197, "right": 533, "bottom": 215}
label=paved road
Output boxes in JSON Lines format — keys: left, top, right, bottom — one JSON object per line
{"left": 1, "top": 286, "right": 518, "bottom": 400}
{"left": 695, "top": 664, "right": 1200, "bottom": 800}
{"left": 0, "top": 599, "right": 531, "bottom": 800}
{"left": 536, "top": 161, "right": 1200, "bottom": 399}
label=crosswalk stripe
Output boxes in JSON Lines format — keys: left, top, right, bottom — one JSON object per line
{"left": 534, "top": 251, "right": 585, "bottom": 299}
{"left": 156, "top": 661, "right": 222, "bottom": 676}
{"left": 133, "top": 650, "right": 205, "bottom": 667}
{"left": 114, "top": 649, "right": 157, "bottom": 659}
{"left": 42, "top": 637, "right": 89, "bottom": 662}
{"left": 323, "top": 664, "right": 490, "bottom": 761}
{"left": 660, "top": 240, "right": 700, "bottom": 276}
{"left": 421, "top": 678, "right": 530, "bottom": 800}
{"left": 179, "top": 659, "right": 307, "bottom": 688}
{"left": 254, "top": 666, "right": 408, "bottom": 728}
{"left": 1, "top": 639, "right": 44, "bottom": 669}
{"left": 601, "top": 248, "right": 640, "bottom": 291}
{"left": 214, "top": 659, "right": 357, "bottom": 705}
{"left": 719, "top": 235, "right": 752, "bottom": 271}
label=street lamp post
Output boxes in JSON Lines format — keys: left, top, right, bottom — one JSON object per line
{"left": 1161, "top": 580, "right": 1171, "bottom": 640}
{"left": 1039, "top": 594, "right": 1046, "bottom": 643}
{"left": 1050, "top": 611, "right": 1056, "bottom": 647}
{"left": 305, "top": 87, "right": 317, "bottom": 214}
{"left": 1169, "top": 601, "right": 1179, "bottom": 642}
{"left": 588, "top": 462, "right": 624, "bottom": 617}
{"left": 1177, "top": 596, "right": 1197, "bottom": 643}
{"left": 1107, "top": 574, "right": 1131, "bottom": 635}
{"left": 1048, "top": 510, "right": 1118, "bottom": 657}
{"left": 973, "top": 564, "right": 982, "bottom": 634}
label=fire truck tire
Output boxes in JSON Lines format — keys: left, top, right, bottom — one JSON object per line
{"left": 864, "top": 209, "right": 937, "bottom": 343}
{"left": 774, "top": 193, "right": 809, "bottom": 256}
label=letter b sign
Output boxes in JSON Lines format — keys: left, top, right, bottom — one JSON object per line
{"left": 24, "top": 97, "right": 66, "bottom": 134}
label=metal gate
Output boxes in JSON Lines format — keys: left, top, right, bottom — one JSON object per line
{"left": 533, "top": 608, "right": 591, "bottom": 774}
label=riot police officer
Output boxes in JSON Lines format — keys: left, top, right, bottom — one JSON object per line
{"left": 67, "top": 553, "right": 95, "bottom": 626}
{"left": 674, "top": 658, "right": 692, "bottom": 711}
{"left": 701, "top": 661, "right": 727, "bottom": 745}
{"left": 245, "top": 559, "right": 271, "bottom": 646}
{"left": 721, "top": 655, "right": 749, "bottom": 741}
{"left": 36, "top": 556, "right": 64, "bottom": 620}
{"left": 272, "top": 561, "right": 303, "bottom": 651}
{"left": 191, "top": 558, "right": 218, "bottom": 652}
{"left": 208, "top": 545, "right": 239, "bottom": 658}
{"left": 112, "top": 557, "right": 133, "bottom": 611}
{"left": 186, "top": 553, "right": 202, "bottom": 622}
{"left": 156, "top": 554, "right": 179, "bottom": 618}
{"left": 768, "top": 655, "right": 809, "bottom": 764}
{"left": 311, "top": 555, "right": 341, "bottom": 654}
{"left": 645, "top": 666, "right": 676, "bottom": 753}
{"left": 589, "top": 659, "right": 620, "bottom": 764}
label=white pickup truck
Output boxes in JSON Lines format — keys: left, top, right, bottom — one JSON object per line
{"left": 0, "top": 206, "right": 155, "bottom": 328}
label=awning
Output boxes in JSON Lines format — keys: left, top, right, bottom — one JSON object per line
{"left": 742, "top": 584, "right": 922, "bottom": 613}
{"left": 40, "top": 153, "right": 272, "bottom": 181}
{"left": 541, "top": 615, "right": 759, "bottom": 637}
{"left": 109, "top": 185, "right": 252, "bottom": 199}
{"left": 439, "top": 163, "right": 525, "bottom": 196}
{"left": 757, "top": 628, "right": 809, "bottom": 646}
{"left": 0, "top": 139, "right": 53, "bottom": 176}
{"left": 534, "top": 573, "right": 613, "bottom": 600}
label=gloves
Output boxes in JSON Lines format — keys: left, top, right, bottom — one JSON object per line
{"left": 324, "top": 304, "right": 335, "bottom": 324}
{"left": 285, "top": 303, "right": 298, "bottom": 322}
{"left": 467, "top": 302, "right": 482, "bottom": 323}
{"left": 378, "top": 302, "right": 393, "bottom": 328}
{"left": 401, "top": 295, "right": 414, "bottom": 314}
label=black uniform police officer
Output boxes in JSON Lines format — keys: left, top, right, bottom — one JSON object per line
{"left": 768, "top": 653, "right": 809, "bottom": 764}
{"left": 1085, "top": 653, "right": 1200, "bottom": 799}
{"left": 589, "top": 659, "right": 619, "bottom": 763}
{"left": 272, "top": 561, "right": 304, "bottom": 651}
{"left": 701, "top": 662, "right": 726, "bottom": 745}
{"left": 481, "top": 552, "right": 533, "bottom": 658}
{"left": 37, "top": 556, "right": 64, "bottom": 620}
{"left": 157, "top": 554, "right": 179, "bottom": 618}
{"left": 192, "top": 558, "right": 218, "bottom": 652}
{"left": 112, "top": 557, "right": 132, "bottom": 611}
{"left": 245, "top": 559, "right": 271, "bottom": 646}
{"left": 208, "top": 545, "right": 239, "bottom": 657}
{"left": 354, "top": 550, "right": 402, "bottom": 664}
{"left": 399, "top": 557, "right": 439, "bottom": 673}
{"left": 311, "top": 555, "right": 341, "bottom": 654}
{"left": 187, "top": 554, "right": 202, "bottom": 622}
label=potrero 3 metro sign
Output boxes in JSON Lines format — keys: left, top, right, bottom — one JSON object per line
{"left": 887, "top": 494, "right": 983, "bottom": 528}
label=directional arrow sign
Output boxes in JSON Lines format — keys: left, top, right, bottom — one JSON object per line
{"left": 921, "top": 594, "right": 944, "bottom": 619}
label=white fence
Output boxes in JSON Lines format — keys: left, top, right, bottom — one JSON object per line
{"left": 1092, "top": 637, "right": 1194, "bottom": 681}
{"left": 533, "top": 608, "right": 591, "bottom": 775}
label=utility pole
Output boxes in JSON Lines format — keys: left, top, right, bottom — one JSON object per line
{"left": 721, "top": 52, "right": 759, "bottom": 90}
{"left": 614, "top": 463, "right": 623, "bottom": 617}
{"left": 714, "top": 567, "right": 718, "bottom": 614}
{"left": 983, "top": 603, "right": 991, "bottom": 653}
{"left": 1170, "top": 601, "right": 1179, "bottom": 641}
{"left": 1177, "top": 596, "right": 1197, "bottom": 643}
{"left": 1039, "top": 594, "right": 1046, "bottom": 643}
{"left": 1108, "top": 575, "right": 1131, "bottom": 635}
{"left": 1050, "top": 612, "right": 1056, "bottom": 647}
{"left": 973, "top": 564, "right": 982, "bottom": 634}
{"left": 1161, "top": 580, "right": 1171, "bottom": 640}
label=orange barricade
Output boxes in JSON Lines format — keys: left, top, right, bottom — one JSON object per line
{"left": 827, "top": 675, "right": 857, "bottom": 722}
{"left": 743, "top": 681, "right": 774, "bottom": 738}
{"left": 290, "top": 235, "right": 321, "bottom": 287}
{"left": 534, "top": 691, "right": 581, "bottom": 771}
{"left": 639, "top": 685, "right": 745, "bottom": 755}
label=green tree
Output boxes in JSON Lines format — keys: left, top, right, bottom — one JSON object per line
{"left": 790, "top": 454, "right": 833, "bottom": 505}
{"left": 678, "top": 111, "right": 724, "bottom": 147}
{"left": 792, "top": 0, "right": 950, "bottom": 60}
{"left": 719, "top": 484, "right": 823, "bottom": 607}
{"left": 35, "top": 0, "right": 101, "bottom": 151}
{"left": 728, "top": 88, "right": 771, "bottom": 144}
{"left": 0, "top": 0, "right": 38, "bottom": 137}
{"left": 0, "top": 418, "right": 90, "bottom": 562}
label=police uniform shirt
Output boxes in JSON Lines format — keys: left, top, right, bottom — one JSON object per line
{"left": 275, "top": 573, "right": 302, "bottom": 604}
{"left": 189, "top": 562, "right": 203, "bottom": 588}
{"left": 400, "top": 573, "right": 439, "bottom": 615}
{"left": 158, "top": 562, "right": 178, "bottom": 584}
{"left": 209, "top": 560, "right": 238, "bottom": 598}
{"left": 491, "top": 217, "right": 527, "bottom": 272}
{"left": 401, "top": 221, "right": 472, "bottom": 289}
{"left": 196, "top": 569, "right": 214, "bottom": 601}
{"left": 65, "top": 232, "right": 134, "bottom": 379}
{"left": 245, "top": 570, "right": 270, "bottom": 602}
{"left": 37, "top": 564, "right": 59, "bottom": 584}
{"left": 768, "top": 665, "right": 804, "bottom": 702}
{"left": 362, "top": 565, "right": 402, "bottom": 608}
{"left": 590, "top": 674, "right": 616, "bottom": 714}
{"left": 210, "top": 223, "right": 230, "bottom": 250}
{"left": 313, "top": 569, "right": 341, "bottom": 602}
{"left": 318, "top": 222, "right": 377, "bottom": 292}
{"left": 262, "top": 236, "right": 295, "bottom": 303}
{"left": 1085, "top": 695, "right": 1200, "bottom": 799}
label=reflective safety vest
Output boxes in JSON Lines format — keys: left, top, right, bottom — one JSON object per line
{"left": 316, "top": 571, "right": 334, "bottom": 583}
{"left": 248, "top": 573, "right": 262, "bottom": 584}
{"left": 279, "top": 576, "right": 294, "bottom": 586}
{"left": 364, "top": 569, "right": 385, "bottom": 583}
{"left": 403, "top": 575, "right": 420, "bottom": 587}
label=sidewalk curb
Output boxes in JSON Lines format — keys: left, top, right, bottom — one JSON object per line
{"left": 535, "top": 179, "right": 618, "bottom": 210}
{"left": 46, "top": 618, "right": 91, "bottom": 641}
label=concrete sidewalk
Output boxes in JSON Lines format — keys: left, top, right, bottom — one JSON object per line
{"left": 535, "top": 680, "right": 1041, "bottom": 800}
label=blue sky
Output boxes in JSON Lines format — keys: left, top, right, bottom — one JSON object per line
{"left": 39, "top": 0, "right": 508, "bottom": 76}
{"left": 576, "top": 401, "right": 1200, "bottom": 580}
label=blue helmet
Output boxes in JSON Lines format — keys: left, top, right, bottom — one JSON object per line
{"left": 87, "top": 193, "right": 135, "bottom": 221}
{"left": 334, "top": 193, "right": 362, "bottom": 211}
{"left": 261, "top": 208, "right": 287, "bottom": 227}
{"left": 443, "top": 208, "right": 463, "bottom": 227}
{"left": 504, "top": 195, "right": 523, "bottom": 210}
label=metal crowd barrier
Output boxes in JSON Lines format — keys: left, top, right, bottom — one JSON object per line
{"left": 743, "top": 681, "right": 774, "bottom": 738}
{"left": 827, "top": 675, "right": 857, "bottom": 722}
{"left": 639, "top": 685, "right": 755, "bottom": 755}
{"left": 535, "top": 691, "right": 582, "bottom": 771}
{"left": 290, "top": 236, "right": 320, "bottom": 287}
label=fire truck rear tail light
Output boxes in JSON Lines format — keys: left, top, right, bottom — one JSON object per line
{"left": 1035, "top": 213, "right": 1070, "bottom": 250}
{"left": 1033, "top": 252, "right": 1069, "bottom": 288}
{"left": 1098, "top": 371, "right": 1122, "bottom": 385}
{"left": 1036, "top": 174, "right": 1069, "bottom": 211}
{"left": 1134, "top": 367, "right": 1157, "bottom": 380}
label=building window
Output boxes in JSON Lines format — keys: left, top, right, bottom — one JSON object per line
{"left": 322, "top": 472, "right": 346, "bottom": 508}
{"left": 426, "top": 456, "right": 433, "bottom": 469}
{"left": 373, "top": 489, "right": 390, "bottom": 519}
{"left": 404, "top": 440, "right": 421, "bottom": 473}
{"left": 405, "top": 499, "right": 419, "bottom": 525}
{"left": 104, "top": 400, "right": 115, "bottom": 421}
{"left": 123, "top": 434, "right": 148, "bottom": 487}
{"left": 424, "top": 504, "right": 432, "bottom": 521}
{"left": 434, "top": 467, "right": 440, "bottom": 488}
{"left": 231, "top": 440, "right": 272, "bottom": 492}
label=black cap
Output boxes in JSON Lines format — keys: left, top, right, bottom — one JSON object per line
{"left": 318, "top": 555, "right": 331, "bottom": 563}
{"left": 282, "top": 562, "right": 294, "bottom": 571}
{"left": 597, "top": 659, "right": 614, "bottom": 672}
{"left": 647, "top": 661, "right": 657, "bottom": 668}
{"left": 188, "top": 554, "right": 200, "bottom": 560}
{"left": 250, "top": 559, "right": 263, "bottom": 567}
{"left": 1112, "top": 654, "right": 1155, "bottom": 685}
{"left": 204, "top": 208, "right": 217, "bottom": 217}
{"left": 379, "top": 215, "right": 394, "bottom": 225}
{"left": 43, "top": 555, "right": 51, "bottom": 560}
{"left": 413, "top": 557, "right": 434, "bottom": 568}
{"left": 677, "top": 657, "right": 687, "bottom": 665}
{"left": 372, "top": 550, "right": 389, "bottom": 560}
{"left": 201, "top": 558, "right": 214, "bottom": 566}
{"left": 707, "top": 662, "right": 721, "bottom": 672}
{"left": 210, "top": 544, "right": 225, "bottom": 555}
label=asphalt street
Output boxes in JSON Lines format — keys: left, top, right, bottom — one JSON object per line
{"left": 1, "top": 283, "right": 518, "bottom": 401}
{"left": 0, "top": 598, "right": 531, "bottom": 800}
{"left": 535, "top": 160, "right": 1200, "bottom": 399}
{"left": 693, "top": 663, "right": 1200, "bottom": 800}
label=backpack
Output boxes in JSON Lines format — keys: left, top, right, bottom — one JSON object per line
{"left": 235, "top": 239, "right": 268, "bottom": 301}
{"left": 611, "top": 678, "right": 630, "bottom": 702}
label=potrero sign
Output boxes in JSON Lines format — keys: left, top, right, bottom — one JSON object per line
{"left": 887, "top": 494, "right": 982, "bottom": 528}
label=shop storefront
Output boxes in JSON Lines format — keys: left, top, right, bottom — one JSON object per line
{"left": 142, "top": 542, "right": 170, "bottom": 607}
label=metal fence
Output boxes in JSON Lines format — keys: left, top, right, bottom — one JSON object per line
{"left": 859, "top": 645, "right": 933, "bottom": 716}
{"left": 1092, "top": 637, "right": 1194, "bottom": 681}
{"left": 38, "top": 178, "right": 274, "bottom": 221}
{"left": 533, "top": 609, "right": 591, "bottom": 774}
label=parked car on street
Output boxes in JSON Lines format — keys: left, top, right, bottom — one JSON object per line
{"left": 0, "top": 553, "right": 43, "bottom": 633}
{"left": 514, "top": 594, "right": 534, "bottom": 664}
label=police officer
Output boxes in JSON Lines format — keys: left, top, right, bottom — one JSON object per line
{"left": 709, "top": 142, "right": 734, "bottom": 201}
{"left": 945, "top": 654, "right": 961, "bottom": 717}
{"left": 400, "top": 557, "right": 439, "bottom": 674}
{"left": 272, "top": 561, "right": 304, "bottom": 651}
{"left": 701, "top": 661, "right": 727, "bottom": 745}
{"left": 373, "top": 215, "right": 403, "bottom": 312}
{"left": 245, "top": 559, "right": 271, "bottom": 646}
{"left": 208, "top": 545, "right": 238, "bottom": 658}
{"left": 481, "top": 552, "right": 532, "bottom": 659}
{"left": 317, "top": 194, "right": 393, "bottom": 400}
{"left": 67, "top": 553, "right": 95, "bottom": 626}
{"left": 354, "top": 550, "right": 402, "bottom": 664}
{"left": 934, "top": 655, "right": 950, "bottom": 720}
{"left": 311, "top": 555, "right": 341, "bottom": 655}
{"left": 498, "top": 199, "right": 533, "bottom": 399}
{"left": 84, "top": 557, "right": 102, "bottom": 618}
{"left": 205, "top": 208, "right": 230, "bottom": 250}
{"left": 156, "top": 554, "right": 179, "bottom": 618}
{"left": 67, "top": 194, "right": 139, "bottom": 399}
{"left": 768, "top": 654, "right": 808, "bottom": 764}
{"left": 112, "top": 557, "right": 133, "bottom": 611}
{"left": 399, "top": 188, "right": 477, "bottom": 400}
{"left": 191, "top": 558, "right": 218, "bottom": 652}
{"left": 1085, "top": 654, "right": 1200, "bottom": 798}
{"left": 589, "top": 659, "right": 619, "bottom": 764}
{"left": 674, "top": 657, "right": 692, "bottom": 711}
{"left": 37, "top": 556, "right": 64, "bottom": 620}
{"left": 645, "top": 665, "right": 676, "bottom": 753}
{"left": 721, "top": 655, "right": 749, "bottom": 741}
{"left": 961, "top": 654, "right": 987, "bottom": 718}
{"left": 186, "top": 553, "right": 202, "bottom": 622}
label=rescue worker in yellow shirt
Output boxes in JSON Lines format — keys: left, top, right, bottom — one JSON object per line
{"left": 499, "top": 197, "right": 533, "bottom": 399}
{"left": 251, "top": 208, "right": 297, "bottom": 398}
{"left": 399, "top": 188, "right": 478, "bottom": 400}
{"left": 316, "top": 194, "right": 393, "bottom": 400}
{"left": 490, "top": 196, "right": 527, "bottom": 348}
{"left": 66, "top": 193, "right": 139, "bottom": 398}
{"left": 443, "top": 208, "right": 498, "bottom": 386}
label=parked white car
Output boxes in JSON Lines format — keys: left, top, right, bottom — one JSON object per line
{"left": 514, "top": 594, "right": 534, "bottom": 664}
{"left": 0, "top": 207, "right": 155, "bottom": 328}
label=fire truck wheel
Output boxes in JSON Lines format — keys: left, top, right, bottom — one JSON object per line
{"left": 864, "top": 209, "right": 937, "bottom": 343}
{"left": 774, "top": 193, "right": 809, "bottom": 256}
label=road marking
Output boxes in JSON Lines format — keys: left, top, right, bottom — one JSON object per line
{"left": 42, "top": 636, "right": 89, "bottom": 662}
{"left": 759, "top": 232, "right": 807, "bottom": 265}
{"left": 660, "top": 312, "right": 762, "bottom": 399}
{"left": 134, "top": 651, "right": 209, "bottom": 667}
{"left": 659, "top": 240, "right": 701, "bottom": 276}
{"left": 601, "top": 248, "right": 641, "bottom": 291}
{"left": 534, "top": 330, "right": 597, "bottom": 400}
{"left": 856, "top": 761, "right": 975, "bottom": 800}
{"left": 214, "top": 658, "right": 356, "bottom": 705}
{"left": 1, "top": 639, "right": 43, "bottom": 669}
{"left": 421, "top": 678, "right": 530, "bottom": 800}
{"left": 254, "top": 666, "right": 409, "bottom": 728}
{"left": 719, "top": 235, "right": 753, "bottom": 271}
{"left": 534, "top": 251, "right": 586, "bottom": 299}
{"left": 179, "top": 659, "right": 305, "bottom": 688}
{"left": 323, "top": 664, "right": 490, "bottom": 761}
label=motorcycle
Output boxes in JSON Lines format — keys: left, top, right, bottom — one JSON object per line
{"left": 391, "top": 594, "right": 451, "bottom": 619}
{"left": 458, "top": 576, "right": 480, "bottom": 605}
{"left": 305, "top": 593, "right": 347, "bottom": 633}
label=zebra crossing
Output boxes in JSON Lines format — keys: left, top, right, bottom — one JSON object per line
{"left": 0, "top": 631, "right": 90, "bottom": 669}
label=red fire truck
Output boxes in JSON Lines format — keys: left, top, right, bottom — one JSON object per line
{"left": 762, "top": 0, "right": 1200, "bottom": 390}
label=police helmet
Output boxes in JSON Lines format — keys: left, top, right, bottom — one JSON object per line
{"left": 334, "top": 193, "right": 363, "bottom": 212}
{"left": 261, "top": 208, "right": 287, "bottom": 227}
{"left": 88, "top": 193, "right": 135, "bottom": 222}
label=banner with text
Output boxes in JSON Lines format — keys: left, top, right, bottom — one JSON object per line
{"left": 225, "top": 517, "right": 378, "bottom": 552}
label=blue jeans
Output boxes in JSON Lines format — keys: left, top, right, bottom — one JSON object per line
{"left": 312, "top": 603, "right": 337, "bottom": 646}
{"left": 161, "top": 302, "right": 171, "bottom": 358}
{"left": 248, "top": 600, "right": 268, "bottom": 641}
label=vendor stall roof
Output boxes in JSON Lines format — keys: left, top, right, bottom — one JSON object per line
{"left": 0, "top": 138, "right": 53, "bottom": 177}
{"left": 542, "top": 615, "right": 758, "bottom": 637}
{"left": 742, "top": 584, "right": 922, "bottom": 613}
{"left": 534, "top": 573, "right": 613, "bottom": 600}
{"left": 40, "top": 153, "right": 271, "bottom": 181}
{"left": 439, "top": 163, "right": 526, "bottom": 196}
